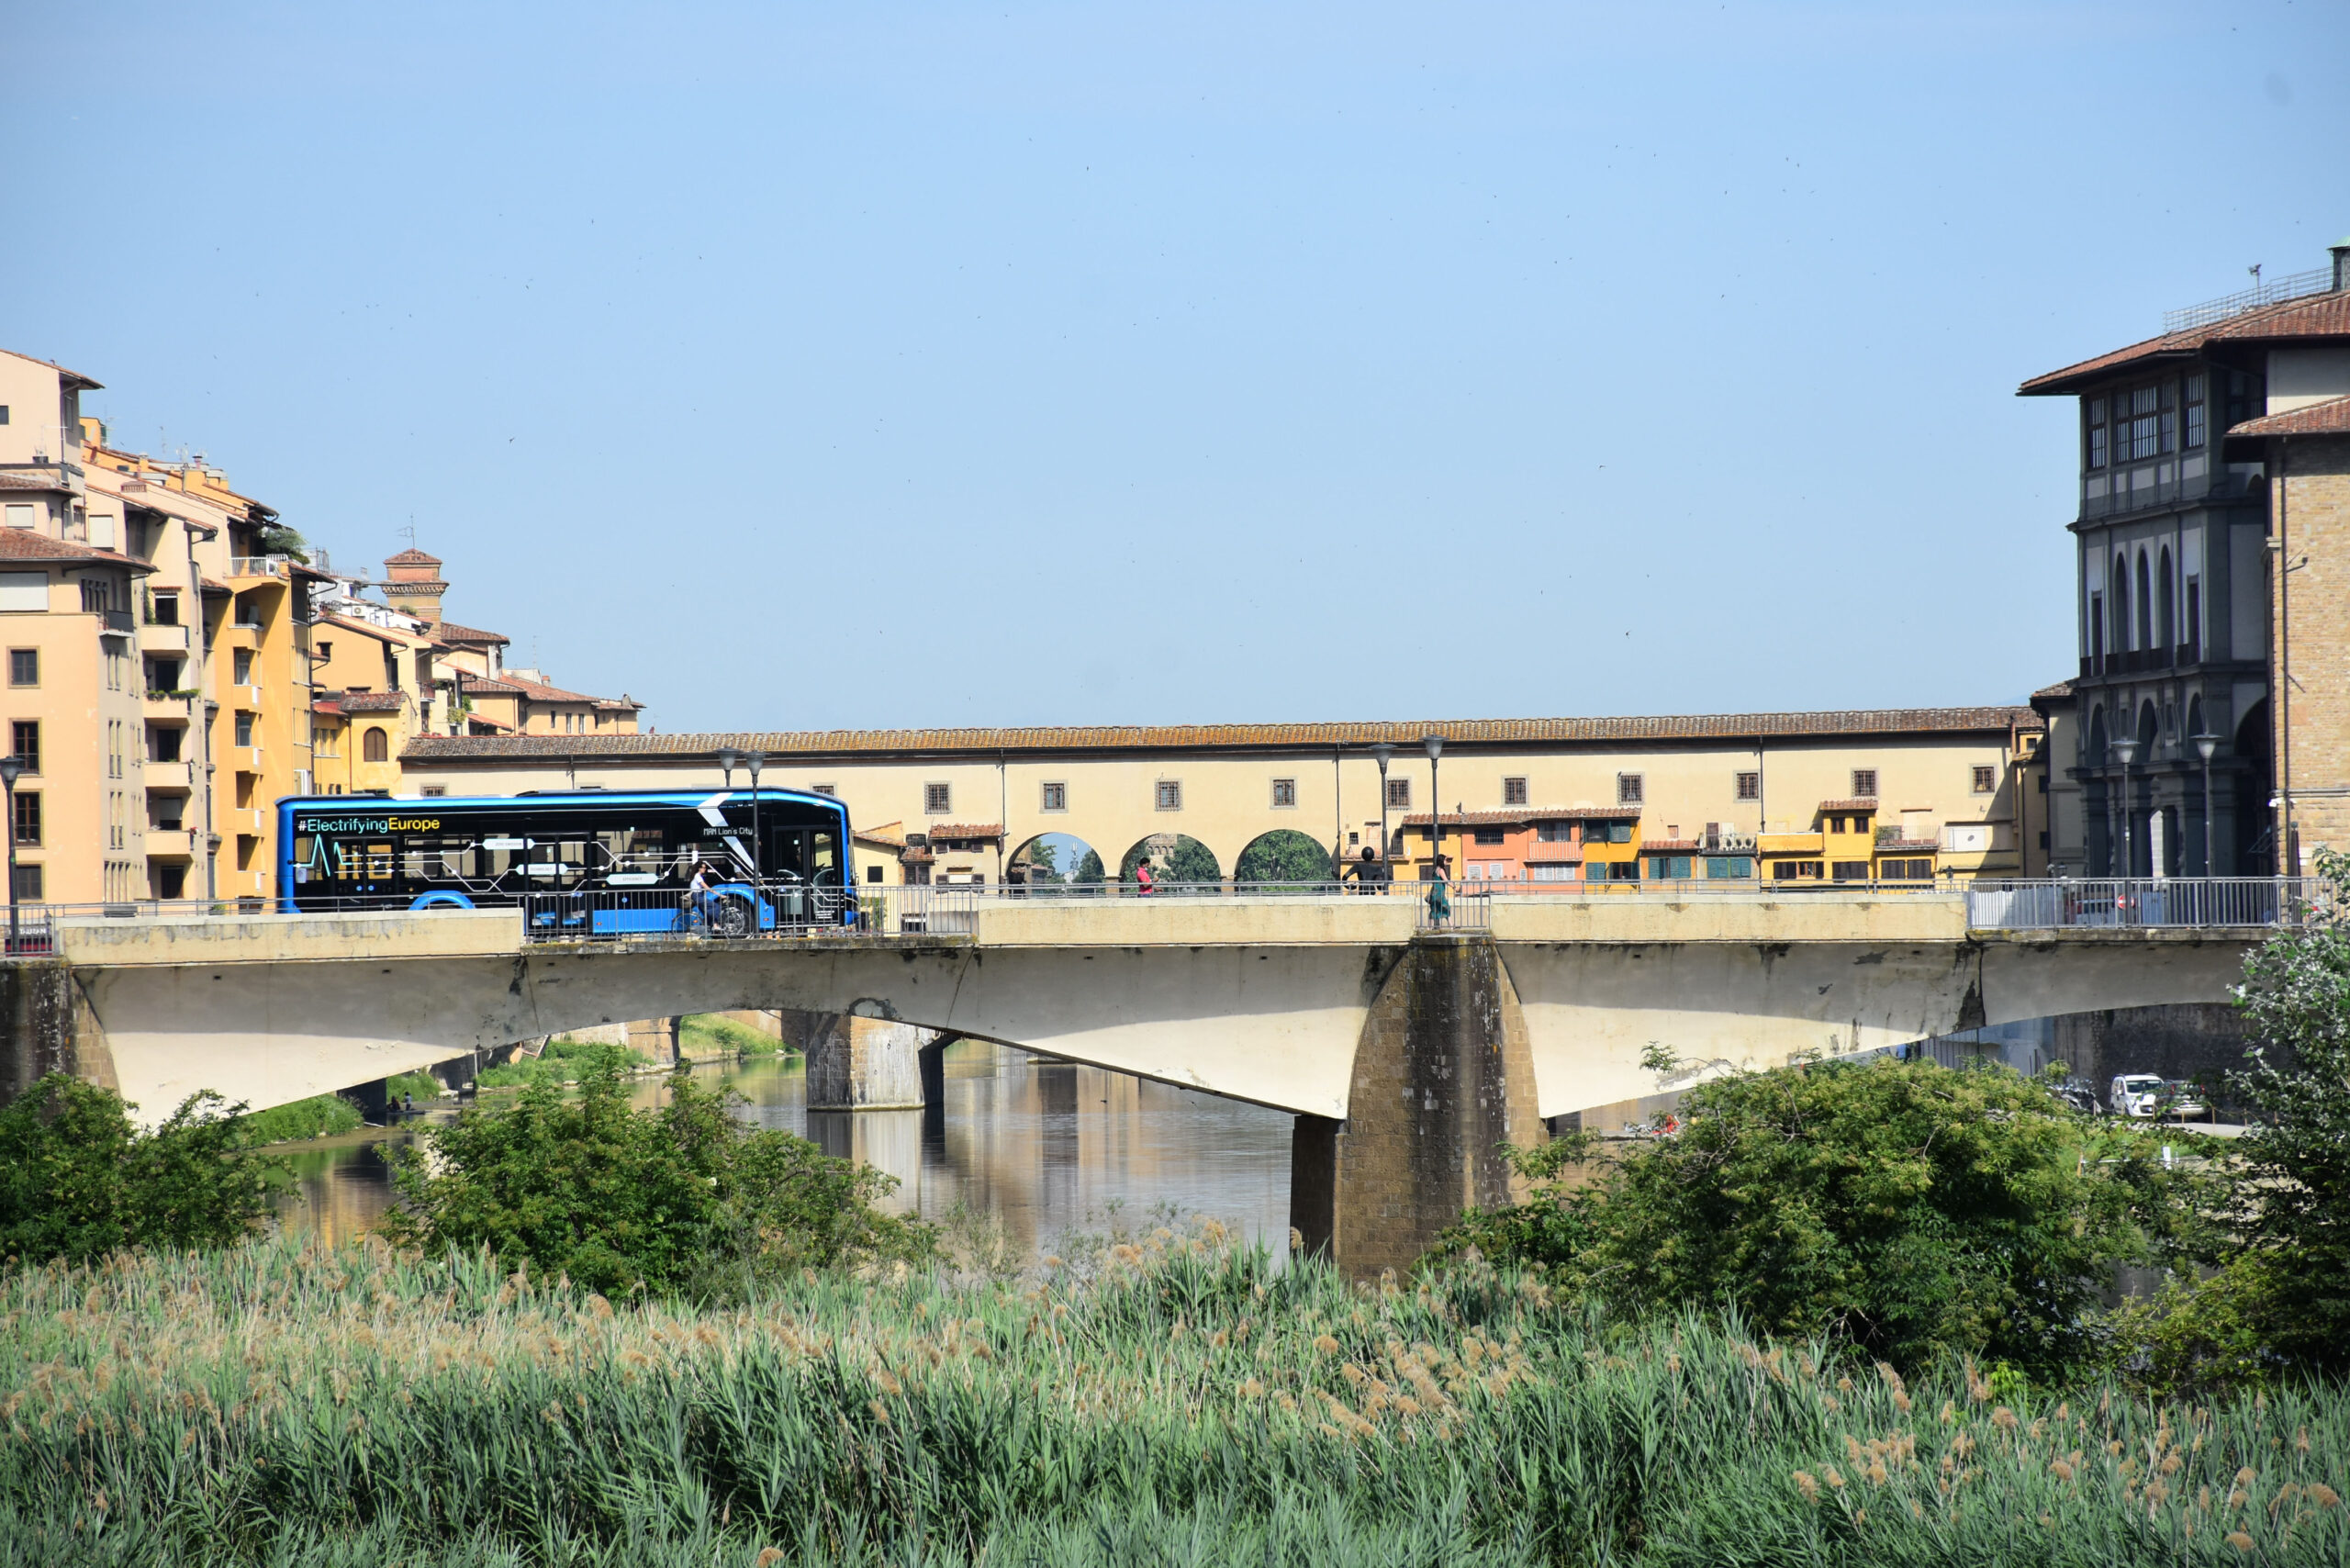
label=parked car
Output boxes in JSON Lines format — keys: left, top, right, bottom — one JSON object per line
{"left": 2109, "top": 1073, "right": 2208, "bottom": 1122}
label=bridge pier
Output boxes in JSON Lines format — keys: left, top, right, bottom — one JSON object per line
{"left": 805, "top": 1014, "right": 930, "bottom": 1111}
{"left": 1288, "top": 934, "right": 1547, "bottom": 1279}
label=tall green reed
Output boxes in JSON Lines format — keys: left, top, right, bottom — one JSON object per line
{"left": 2, "top": 1222, "right": 2344, "bottom": 1565}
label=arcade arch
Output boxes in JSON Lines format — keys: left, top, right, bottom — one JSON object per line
{"left": 1234, "top": 829, "right": 1337, "bottom": 884}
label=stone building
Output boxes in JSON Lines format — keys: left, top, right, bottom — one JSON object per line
{"left": 2020, "top": 236, "right": 2350, "bottom": 877}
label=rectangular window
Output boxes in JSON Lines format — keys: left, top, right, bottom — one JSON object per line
{"left": 2185, "top": 374, "right": 2207, "bottom": 449}
{"left": 1617, "top": 773, "right": 1643, "bottom": 805}
{"left": 1156, "top": 779, "right": 1182, "bottom": 812}
{"left": 1, "top": 504, "right": 31, "bottom": 530}
{"left": 1270, "top": 778, "right": 1296, "bottom": 809}
{"left": 1502, "top": 776, "right": 1528, "bottom": 806}
{"left": 232, "top": 647, "right": 253, "bottom": 686}
{"left": 8, "top": 722, "right": 35, "bottom": 775}
{"left": 923, "top": 782, "right": 951, "bottom": 814}
{"left": 2125, "top": 385, "right": 2160, "bottom": 460}
{"left": 1734, "top": 770, "right": 1760, "bottom": 801}
{"left": 11, "top": 791, "right": 39, "bottom": 846}
{"left": 1706, "top": 856, "right": 1755, "bottom": 879}
{"left": 7, "top": 649, "right": 34, "bottom": 687}
{"left": 79, "top": 580, "right": 109, "bottom": 614}
{"left": 1649, "top": 855, "right": 1693, "bottom": 879}
{"left": 1831, "top": 860, "right": 1871, "bottom": 881}
{"left": 234, "top": 711, "right": 255, "bottom": 747}
{"left": 1536, "top": 822, "right": 1572, "bottom": 842}
{"left": 1386, "top": 778, "right": 1411, "bottom": 810}
{"left": 419, "top": 786, "right": 446, "bottom": 798}
{"left": 11, "top": 864, "right": 40, "bottom": 902}
{"left": 1040, "top": 781, "right": 1067, "bottom": 812}
{"left": 149, "top": 724, "right": 183, "bottom": 763}
{"left": 0, "top": 574, "right": 44, "bottom": 613}
{"left": 1850, "top": 768, "right": 1878, "bottom": 798}
{"left": 1472, "top": 827, "right": 1505, "bottom": 846}
{"left": 1972, "top": 765, "right": 1996, "bottom": 793}
{"left": 150, "top": 590, "right": 179, "bottom": 626}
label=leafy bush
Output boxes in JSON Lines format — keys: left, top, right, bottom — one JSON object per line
{"left": 680, "top": 1011, "right": 791, "bottom": 1057}
{"left": 379, "top": 1060, "right": 929, "bottom": 1297}
{"left": 1438, "top": 1055, "right": 2208, "bottom": 1377}
{"left": 0, "top": 1074, "right": 285, "bottom": 1265}
{"left": 230, "top": 1092, "right": 364, "bottom": 1145}
{"left": 385, "top": 1070, "right": 443, "bottom": 1103}
{"left": 476, "top": 1037, "right": 647, "bottom": 1089}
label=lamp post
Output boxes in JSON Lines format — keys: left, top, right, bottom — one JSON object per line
{"left": 714, "top": 745, "right": 742, "bottom": 789}
{"left": 1371, "top": 742, "right": 1395, "bottom": 884}
{"left": 2192, "top": 733, "right": 2218, "bottom": 879}
{"left": 0, "top": 756, "right": 18, "bottom": 953}
{"left": 744, "top": 751, "right": 765, "bottom": 887}
{"left": 2111, "top": 736, "right": 2139, "bottom": 881}
{"left": 1423, "top": 734, "right": 1445, "bottom": 880}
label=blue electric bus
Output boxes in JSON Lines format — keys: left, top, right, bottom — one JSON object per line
{"left": 275, "top": 788, "right": 856, "bottom": 936}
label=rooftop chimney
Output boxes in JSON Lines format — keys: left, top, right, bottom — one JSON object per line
{"left": 2334, "top": 236, "right": 2350, "bottom": 293}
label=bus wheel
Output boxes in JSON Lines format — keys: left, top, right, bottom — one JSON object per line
{"left": 711, "top": 895, "right": 754, "bottom": 938}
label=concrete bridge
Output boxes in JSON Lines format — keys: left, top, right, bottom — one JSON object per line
{"left": 0, "top": 888, "right": 2270, "bottom": 1275}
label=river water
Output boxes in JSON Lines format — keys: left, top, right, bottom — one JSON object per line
{"left": 274, "top": 1042, "right": 1296, "bottom": 1262}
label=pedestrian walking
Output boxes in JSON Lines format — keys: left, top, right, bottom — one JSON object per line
{"left": 1136, "top": 861, "right": 1155, "bottom": 897}
{"left": 1426, "top": 856, "right": 1452, "bottom": 926}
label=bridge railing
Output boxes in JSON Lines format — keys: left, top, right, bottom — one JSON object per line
{"left": 1963, "top": 878, "right": 2311, "bottom": 931}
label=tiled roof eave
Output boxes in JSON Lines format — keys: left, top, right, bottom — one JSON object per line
{"left": 398, "top": 705, "right": 2043, "bottom": 764}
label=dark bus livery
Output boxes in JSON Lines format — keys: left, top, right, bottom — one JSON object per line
{"left": 275, "top": 788, "right": 856, "bottom": 936}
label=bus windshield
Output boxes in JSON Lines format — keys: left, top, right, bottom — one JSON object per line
{"left": 276, "top": 789, "right": 852, "bottom": 917}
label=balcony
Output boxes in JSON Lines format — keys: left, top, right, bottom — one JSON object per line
{"left": 144, "top": 759, "right": 194, "bottom": 790}
{"left": 143, "top": 827, "right": 196, "bottom": 858}
{"left": 228, "top": 555, "right": 294, "bottom": 580}
{"left": 137, "top": 622, "right": 190, "bottom": 653}
{"left": 99, "top": 608, "right": 134, "bottom": 634}
{"left": 144, "top": 690, "right": 196, "bottom": 720}
{"left": 2078, "top": 467, "right": 2260, "bottom": 522}
{"left": 2077, "top": 641, "right": 2211, "bottom": 681}
{"left": 226, "top": 745, "right": 263, "bottom": 773}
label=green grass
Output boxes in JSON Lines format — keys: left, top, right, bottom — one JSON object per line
{"left": 4, "top": 1223, "right": 2347, "bottom": 1565}
{"left": 680, "top": 1012, "right": 795, "bottom": 1058}
{"left": 476, "top": 1039, "right": 650, "bottom": 1090}
{"left": 384, "top": 1070, "right": 443, "bottom": 1103}
{"left": 229, "top": 1093, "right": 363, "bottom": 1146}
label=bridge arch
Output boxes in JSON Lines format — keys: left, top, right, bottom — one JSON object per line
{"left": 1008, "top": 831, "right": 1106, "bottom": 890}
{"left": 1234, "top": 828, "right": 1337, "bottom": 884}
{"left": 1119, "top": 833, "right": 1221, "bottom": 889}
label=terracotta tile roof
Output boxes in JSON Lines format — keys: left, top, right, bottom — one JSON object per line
{"left": 432, "top": 621, "right": 509, "bottom": 646}
{"left": 0, "top": 528, "right": 156, "bottom": 574}
{"left": 384, "top": 548, "right": 442, "bottom": 566}
{"left": 2032, "top": 679, "right": 2076, "bottom": 702}
{"left": 0, "top": 350, "right": 102, "bottom": 391}
{"left": 319, "top": 611, "right": 435, "bottom": 647}
{"left": 1818, "top": 797, "right": 1879, "bottom": 812}
{"left": 2228, "top": 394, "right": 2350, "bottom": 439}
{"left": 1402, "top": 806, "right": 1628, "bottom": 827}
{"left": 401, "top": 705, "right": 2040, "bottom": 764}
{"left": 0, "top": 471, "right": 71, "bottom": 493}
{"left": 2020, "top": 287, "right": 2350, "bottom": 396}
{"left": 923, "top": 823, "right": 1003, "bottom": 840}
{"left": 1639, "top": 838, "right": 1702, "bottom": 853}
{"left": 1521, "top": 847, "right": 1584, "bottom": 862}
{"left": 465, "top": 713, "right": 516, "bottom": 734}
{"left": 901, "top": 846, "right": 935, "bottom": 865}
{"left": 456, "top": 672, "right": 527, "bottom": 697}
{"left": 335, "top": 690, "right": 407, "bottom": 712}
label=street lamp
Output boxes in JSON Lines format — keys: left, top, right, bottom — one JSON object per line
{"left": 0, "top": 756, "right": 18, "bottom": 953}
{"left": 744, "top": 751, "right": 765, "bottom": 888}
{"left": 2111, "top": 735, "right": 2139, "bottom": 879}
{"left": 714, "top": 745, "right": 743, "bottom": 789}
{"left": 2192, "top": 733, "right": 2219, "bottom": 879}
{"left": 1371, "top": 742, "right": 1395, "bottom": 883}
{"left": 1423, "top": 734, "right": 1445, "bottom": 880}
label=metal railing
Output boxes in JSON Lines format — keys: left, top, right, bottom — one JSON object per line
{"left": 0, "top": 875, "right": 2317, "bottom": 956}
{"left": 227, "top": 555, "right": 293, "bottom": 579}
{"left": 2164, "top": 266, "right": 2333, "bottom": 332}
{"left": 1964, "top": 878, "right": 2309, "bottom": 931}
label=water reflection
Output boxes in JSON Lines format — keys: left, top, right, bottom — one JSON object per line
{"left": 272, "top": 1042, "right": 1293, "bottom": 1261}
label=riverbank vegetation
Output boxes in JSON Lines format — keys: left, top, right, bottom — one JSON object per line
{"left": 475, "top": 1039, "right": 650, "bottom": 1091}
{"left": 227, "top": 1093, "right": 364, "bottom": 1146}
{"left": 680, "top": 1011, "right": 797, "bottom": 1058}
{"left": 4, "top": 1226, "right": 2347, "bottom": 1565}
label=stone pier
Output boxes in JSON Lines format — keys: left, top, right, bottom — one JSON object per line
{"left": 1288, "top": 935, "right": 1547, "bottom": 1278}
{"left": 805, "top": 1014, "right": 931, "bottom": 1110}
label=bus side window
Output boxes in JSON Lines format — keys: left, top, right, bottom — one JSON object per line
{"left": 811, "top": 832, "right": 838, "bottom": 878}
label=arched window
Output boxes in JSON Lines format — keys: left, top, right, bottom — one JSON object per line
{"left": 2087, "top": 705, "right": 2107, "bottom": 762}
{"left": 2157, "top": 547, "right": 2175, "bottom": 650}
{"left": 2136, "top": 550, "right": 2154, "bottom": 651}
{"left": 2111, "top": 555, "right": 2131, "bottom": 650}
{"left": 2186, "top": 694, "right": 2204, "bottom": 742}
{"left": 363, "top": 726, "right": 389, "bottom": 763}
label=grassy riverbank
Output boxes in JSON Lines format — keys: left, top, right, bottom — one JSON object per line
{"left": 5, "top": 1226, "right": 2346, "bottom": 1566}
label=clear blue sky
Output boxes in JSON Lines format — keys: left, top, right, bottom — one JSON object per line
{"left": 6, "top": 2, "right": 2345, "bottom": 732}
